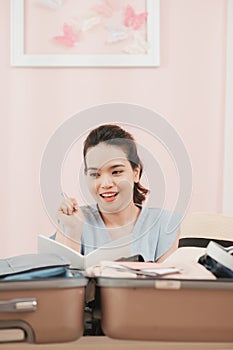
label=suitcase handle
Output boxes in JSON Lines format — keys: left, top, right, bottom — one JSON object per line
{"left": 0, "top": 298, "right": 37, "bottom": 312}
{"left": 0, "top": 320, "right": 35, "bottom": 343}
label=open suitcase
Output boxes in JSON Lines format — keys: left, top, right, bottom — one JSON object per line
{"left": 97, "top": 276, "right": 233, "bottom": 342}
{"left": 0, "top": 276, "right": 88, "bottom": 343}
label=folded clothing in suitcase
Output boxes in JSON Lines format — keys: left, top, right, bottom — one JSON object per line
{"left": 198, "top": 241, "right": 233, "bottom": 278}
{"left": 0, "top": 253, "right": 88, "bottom": 343}
{"left": 96, "top": 267, "right": 233, "bottom": 342}
{"left": 0, "top": 253, "right": 71, "bottom": 280}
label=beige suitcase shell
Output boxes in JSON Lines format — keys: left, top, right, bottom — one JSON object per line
{"left": 0, "top": 277, "right": 87, "bottom": 343}
{"left": 97, "top": 277, "right": 233, "bottom": 342}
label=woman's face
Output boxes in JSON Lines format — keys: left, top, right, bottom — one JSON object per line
{"left": 85, "top": 143, "right": 140, "bottom": 214}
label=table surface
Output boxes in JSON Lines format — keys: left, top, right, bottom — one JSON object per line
{"left": 0, "top": 332, "right": 233, "bottom": 350}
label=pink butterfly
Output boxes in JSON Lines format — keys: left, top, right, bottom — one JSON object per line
{"left": 53, "top": 23, "right": 79, "bottom": 47}
{"left": 94, "top": 0, "right": 120, "bottom": 18}
{"left": 124, "top": 5, "right": 147, "bottom": 30}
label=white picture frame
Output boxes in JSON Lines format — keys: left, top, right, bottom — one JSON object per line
{"left": 223, "top": 0, "right": 233, "bottom": 216}
{"left": 10, "top": 0, "right": 160, "bottom": 67}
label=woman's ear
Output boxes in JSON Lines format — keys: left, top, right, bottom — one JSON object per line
{"left": 134, "top": 166, "right": 140, "bottom": 183}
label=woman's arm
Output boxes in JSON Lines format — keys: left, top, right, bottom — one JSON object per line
{"left": 156, "top": 229, "right": 180, "bottom": 263}
{"left": 56, "top": 230, "right": 81, "bottom": 253}
{"left": 56, "top": 195, "right": 84, "bottom": 253}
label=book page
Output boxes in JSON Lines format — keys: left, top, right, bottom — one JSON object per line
{"left": 38, "top": 234, "right": 133, "bottom": 270}
{"left": 85, "top": 235, "right": 132, "bottom": 269}
{"left": 37, "top": 235, "right": 84, "bottom": 269}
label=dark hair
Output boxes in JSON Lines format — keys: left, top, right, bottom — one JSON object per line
{"left": 83, "top": 124, "right": 149, "bottom": 205}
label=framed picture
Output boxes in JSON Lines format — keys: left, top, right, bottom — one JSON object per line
{"left": 10, "top": 0, "right": 160, "bottom": 67}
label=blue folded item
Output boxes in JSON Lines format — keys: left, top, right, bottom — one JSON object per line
{"left": 0, "top": 253, "right": 73, "bottom": 280}
{"left": 2, "top": 266, "right": 71, "bottom": 280}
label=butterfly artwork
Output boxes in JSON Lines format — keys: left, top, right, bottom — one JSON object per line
{"left": 81, "top": 16, "right": 101, "bottom": 32}
{"left": 123, "top": 31, "right": 149, "bottom": 54}
{"left": 93, "top": 0, "right": 121, "bottom": 18}
{"left": 106, "top": 24, "right": 129, "bottom": 44}
{"left": 53, "top": 23, "right": 79, "bottom": 47}
{"left": 124, "top": 5, "right": 148, "bottom": 30}
{"left": 37, "top": 0, "right": 64, "bottom": 9}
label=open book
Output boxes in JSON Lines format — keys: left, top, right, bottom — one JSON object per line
{"left": 37, "top": 234, "right": 132, "bottom": 270}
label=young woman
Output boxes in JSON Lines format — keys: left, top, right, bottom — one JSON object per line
{"left": 56, "top": 124, "right": 180, "bottom": 262}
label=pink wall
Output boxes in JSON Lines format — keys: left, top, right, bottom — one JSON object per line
{"left": 0, "top": 0, "right": 227, "bottom": 257}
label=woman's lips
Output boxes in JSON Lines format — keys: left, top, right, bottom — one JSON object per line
{"left": 100, "top": 192, "right": 119, "bottom": 202}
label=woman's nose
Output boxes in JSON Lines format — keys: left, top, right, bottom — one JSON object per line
{"left": 100, "top": 174, "right": 113, "bottom": 188}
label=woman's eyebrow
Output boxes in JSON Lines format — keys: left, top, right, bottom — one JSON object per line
{"left": 86, "top": 164, "right": 126, "bottom": 171}
{"left": 110, "top": 164, "right": 126, "bottom": 169}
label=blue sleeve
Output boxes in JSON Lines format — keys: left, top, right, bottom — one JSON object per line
{"left": 155, "top": 210, "right": 181, "bottom": 261}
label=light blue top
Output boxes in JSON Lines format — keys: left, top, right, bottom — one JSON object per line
{"left": 80, "top": 204, "right": 181, "bottom": 261}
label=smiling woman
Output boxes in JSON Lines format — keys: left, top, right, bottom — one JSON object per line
{"left": 85, "top": 144, "right": 140, "bottom": 211}
{"left": 56, "top": 124, "right": 181, "bottom": 262}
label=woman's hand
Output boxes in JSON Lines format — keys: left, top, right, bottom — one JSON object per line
{"left": 57, "top": 194, "right": 84, "bottom": 244}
